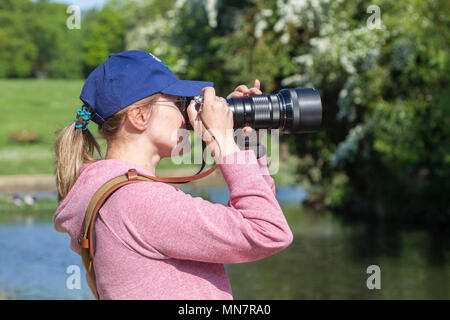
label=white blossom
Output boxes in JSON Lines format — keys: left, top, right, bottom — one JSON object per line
{"left": 280, "top": 33, "right": 290, "bottom": 44}
{"left": 293, "top": 54, "right": 313, "bottom": 68}
{"left": 330, "top": 124, "right": 368, "bottom": 167}
{"left": 175, "top": 0, "right": 187, "bottom": 8}
{"left": 255, "top": 20, "right": 268, "bottom": 38}
{"left": 205, "top": 0, "right": 218, "bottom": 28}
{"left": 274, "top": 19, "right": 285, "bottom": 33}
{"left": 281, "top": 74, "right": 306, "bottom": 86}
{"left": 262, "top": 9, "right": 273, "bottom": 17}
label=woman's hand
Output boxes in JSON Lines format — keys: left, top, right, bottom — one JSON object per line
{"left": 226, "top": 79, "right": 262, "bottom": 100}
{"left": 187, "top": 87, "right": 240, "bottom": 160}
{"left": 227, "top": 79, "right": 266, "bottom": 152}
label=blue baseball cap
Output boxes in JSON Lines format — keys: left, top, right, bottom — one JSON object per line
{"left": 80, "top": 50, "right": 214, "bottom": 124}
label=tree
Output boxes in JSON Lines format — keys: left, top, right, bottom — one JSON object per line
{"left": 0, "top": 0, "right": 39, "bottom": 77}
{"left": 0, "top": 0, "right": 84, "bottom": 78}
{"left": 81, "top": 0, "right": 128, "bottom": 75}
{"left": 128, "top": 0, "right": 450, "bottom": 225}
{"left": 272, "top": 0, "right": 450, "bottom": 225}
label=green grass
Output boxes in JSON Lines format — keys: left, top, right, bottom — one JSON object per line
{"left": 0, "top": 79, "right": 86, "bottom": 175}
{"left": 0, "top": 194, "right": 57, "bottom": 223}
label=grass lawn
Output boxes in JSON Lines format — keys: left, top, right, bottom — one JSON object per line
{"left": 0, "top": 79, "right": 85, "bottom": 175}
{"left": 0, "top": 79, "right": 298, "bottom": 183}
{"left": 0, "top": 79, "right": 203, "bottom": 175}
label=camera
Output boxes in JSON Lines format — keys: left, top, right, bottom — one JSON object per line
{"left": 183, "top": 88, "right": 322, "bottom": 133}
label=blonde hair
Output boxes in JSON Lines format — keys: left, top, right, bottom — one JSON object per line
{"left": 54, "top": 94, "right": 162, "bottom": 203}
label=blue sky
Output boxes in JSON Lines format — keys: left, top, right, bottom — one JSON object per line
{"left": 50, "top": 0, "right": 109, "bottom": 10}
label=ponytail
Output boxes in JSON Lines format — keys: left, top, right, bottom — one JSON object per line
{"left": 54, "top": 105, "right": 101, "bottom": 203}
{"left": 54, "top": 94, "right": 161, "bottom": 203}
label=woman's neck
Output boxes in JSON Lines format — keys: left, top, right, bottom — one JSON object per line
{"left": 105, "top": 142, "right": 160, "bottom": 176}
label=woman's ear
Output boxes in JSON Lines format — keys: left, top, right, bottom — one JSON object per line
{"left": 126, "top": 106, "right": 149, "bottom": 131}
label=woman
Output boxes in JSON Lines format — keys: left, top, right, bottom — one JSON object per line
{"left": 53, "top": 50, "right": 293, "bottom": 300}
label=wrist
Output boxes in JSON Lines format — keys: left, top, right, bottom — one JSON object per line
{"left": 212, "top": 137, "right": 240, "bottom": 161}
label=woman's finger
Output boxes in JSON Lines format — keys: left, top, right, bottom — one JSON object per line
{"left": 249, "top": 88, "right": 262, "bottom": 95}
{"left": 202, "top": 86, "right": 215, "bottom": 112}
{"left": 242, "top": 126, "right": 253, "bottom": 134}
{"left": 187, "top": 99, "right": 200, "bottom": 132}
{"left": 187, "top": 100, "right": 205, "bottom": 136}
{"left": 188, "top": 92, "right": 220, "bottom": 147}
{"left": 253, "top": 79, "right": 260, "bottom": 90}
{"left": 227, "top": 80, "right": 262, "bottom": 100}
{"left": 226, "top": 91, "right": 245, "bottom": 99}
{"left": 234, "top": 85, "right": 250, "bottom": 94}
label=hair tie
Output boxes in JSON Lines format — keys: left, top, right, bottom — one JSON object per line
{"left": 74, "top": 105, "right": 91, "bottom": 131}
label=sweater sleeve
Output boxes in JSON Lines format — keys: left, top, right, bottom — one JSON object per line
{"left": 257, "top": 154, "right": 276, "bottom": 196}
{"left": 116, "top": 149, "right": 292, "bottom": 264}
{"left": 240, "top": 142, "right": 275, "bottom": 195}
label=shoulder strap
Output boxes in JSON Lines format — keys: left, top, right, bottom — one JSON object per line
{"left": 79, "top": 169, "right": 154, "bottom": 257}
{"left": 79, "top": 168, "right": 153, "bottom": 299}
{"left": 78, "top": 141, "right": 219, "bottom": 299}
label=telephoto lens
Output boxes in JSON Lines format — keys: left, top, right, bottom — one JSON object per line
{"left": 184, "top": 88, "right": 322, "bottom": 133}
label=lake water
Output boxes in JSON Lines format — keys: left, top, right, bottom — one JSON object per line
{"left": 0, "top": 186, "right": 449, "bottom": 300}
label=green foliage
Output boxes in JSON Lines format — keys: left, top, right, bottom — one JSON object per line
{"left": 82, "top": 2, "right": 126, "bottom": 74}
{"left": 284, "top": 0, "right": 450, "bottom": 223}
{"left": 135, "top": 0, "right": 448, "bottom": 224}
{"left": 0, "top": 0, "right": 126, "bottom": 79}
{"left": 324, "top": 172, "right": 352, "bottom": 208}
{"left": 0, "top": 0, "right": 39, "bottom": 77}
{"left": 0, "top": 0, "right": 84, "bottom": 78}
{"left": 1, "top": 0, "right": 448, "bottom": 225}
{"left": 0, "top": 194, "right": 57, "bottom": 223}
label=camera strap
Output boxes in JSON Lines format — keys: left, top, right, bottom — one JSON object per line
{"left": 156, "top": 140, "right": 218, "bottom": 184}
{"left": 79, "top": 141, "right": 218, "bottom": 299}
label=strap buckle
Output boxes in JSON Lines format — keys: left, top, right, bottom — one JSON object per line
{"left": 78, "top": 237, "right": 89, "bottom": 249}
{"left": 127, "top": 169, "right": 138, "bottom": 180}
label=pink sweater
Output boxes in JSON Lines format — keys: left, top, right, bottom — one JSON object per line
{"left": 54, "top": 149, "right": 293, "bottom": 300}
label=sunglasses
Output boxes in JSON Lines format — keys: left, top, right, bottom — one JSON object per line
{"left": 154, "top": 97, "right": 192, "bottom": 113}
